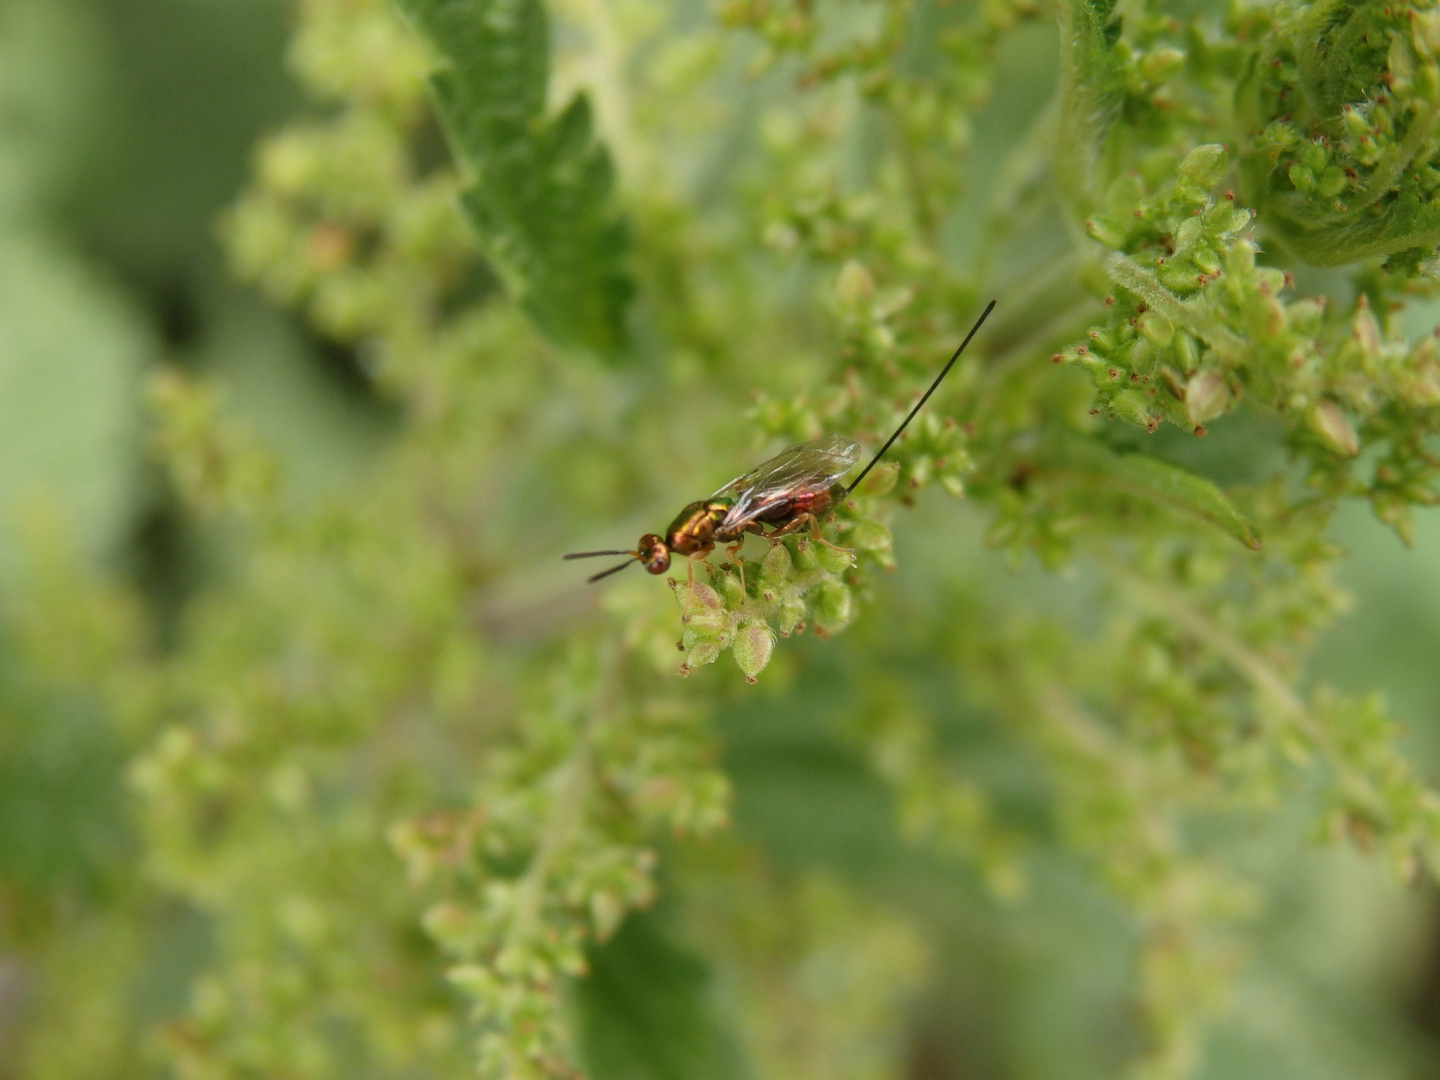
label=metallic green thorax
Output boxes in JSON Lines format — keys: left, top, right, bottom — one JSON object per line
{"left": 666, "top": 498, "right": 734, "bottom": 555}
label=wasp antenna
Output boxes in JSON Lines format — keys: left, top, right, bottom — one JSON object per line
{"left": 845, "top": 299, "right": 996, "bottom": 499}
{"left": 587, "top": 559, "right": 638, "bottom": 583}
{"left": 564, "top": 549, "right": 632, "bottom": 560}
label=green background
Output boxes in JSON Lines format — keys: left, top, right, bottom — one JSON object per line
{"left": 3, "top": 0, "right": 1440, "bottom": 1077}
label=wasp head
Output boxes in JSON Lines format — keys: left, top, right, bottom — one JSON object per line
{"left": 637, "top": 534, "right": 670, "bottom": 574}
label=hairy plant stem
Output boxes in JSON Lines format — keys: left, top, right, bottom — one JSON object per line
{"left": 511, "top": 640, "right": 618, "bottom": 941}
{"left": 1038, "top": 683, "right": 1180, "bottom": 857}
{"left": 1103, "top": 253, "right": 1247, "bottom": 361}
{"left": 1112, "top": 565, "right": 1392, "bottom": 821}
{"left": 1054, "top": 0, "right": 1123, "bottom": 226}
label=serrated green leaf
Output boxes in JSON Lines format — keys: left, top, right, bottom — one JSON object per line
{"left": 1055, "top": 0, "right": 1124, "bottom": 218}
{"left": 573, "top": 909, "right": 747, "bottom": 1080}
{"left": 1050, "top": 438, "right": 1263, "bottom": 550}
{"left": 395, "top": 0, "right": 634, "bottom": 354}
{"left": 1281, "top": 199, "right": 1440, "bottom": 266}
{"left": 415, "top": 0, "right": 546, "bottom": 154}
{"left": 0, "top": 232, "right": 149, "bottom": 576}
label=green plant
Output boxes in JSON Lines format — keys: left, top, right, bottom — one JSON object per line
{"left": 6, "top": 0, "right": 1440, "bottom": 1078}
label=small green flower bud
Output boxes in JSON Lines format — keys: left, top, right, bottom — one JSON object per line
{"left": 1256, "top": 268, "right": 1285, "bottom": 294}
{"left": 679, "top": 580, "right": 722, "bottom": 611}
{"left": 720, "top": 569, "right": 746, "bottom": 605}
{"left": 836, "top": 259, "right": 875, "bottom": 303}
{"left": 1104, "top": 174, "right": 1145, "bottom": 218}
{"left": 1287, "top": 161, "right": 1316, "bottom": 193}
{"left": 733, "top": 622, "right": 775, "bottom": 682}
{"left": 1244, "top": 286, "right": 1286, "bottom": 339}
{"left": 873, "top": 285, "right": 915, "bottom": 319}
{"left": 1310, "top": 400, "right": 1359, "bottom": 456}
{"left": 1086, "top": 216, "right": 1127, "bottom": 248}
{"left": 1417, "top": 56, "right": 1439, "bottom": 98}
{"left": 1342, "top": 106, "right": 1371, "bottom": 142}
{"left": 1222, "top": 206, "right": 1253, "bottom": 235}
{"left": 1388, "top": 38, "right": 1422, "bottom": 95}
{"left": 1087, "top": 326, "right": 1120, "bottom": 355}
{"left": 1159, "top": 263, "right": 1201, "bottom": 293}
{"left": 1174, "top": 216, "right": 1204, "bottom": 253}
{"left": 854, "top": 460, "right": 899, "bottom": 496}
{"left": 1226, "top": 238, "right": 1257, "bottom": 279}
{"left": 1398, "top": 367, "right": 1440, "bottom": 408}
{"left": 1110, "top": 388, "right": 1158, "bottom": 431}
{"left": 1352, "top": 304, "right": 1382, "bottom": 356}
{"left": 675, "top": 581, "right": 726, "bottom": 631}
{"left": 1411, "top": 10, "right": 1440, "bottom": 59}
{"left": 1139, "top": 46, "right": 1185, "bottom": 83}
{"left": 850, "top": 519, "right": 892, "bottom": 552}
{"left": 816, "top": 542, "right": 855, "bottom": 574}
{"left": 1177, "top": 144, "right": 1228, "bottom": 188}
{"left": 1373, "top": 493, "right": 1414, "bottom": 545}
{"left": 776, "top": 585, "right": 806, "bottom": 636}
{"left": 1288, "top": 296, "right": 1325, "bottom": 332}
{"left": 794, "top": 541, "right": 820, "bottom": 572}
{"left": 1137, "top": 311, "right": 1174, "bottom": 347}
{"left": 815, "top": 579, "right": 853, "bottom": 629}
{"left": 1174, "top": 331, "right": 1199, "bottom": 371}
{"left": 446, "top": 963, "right": 497, "bottom": 1000}
{"left": 1186, "top": 370, "right": 1230, "bottom": 425}
{"left": 1317, "top": 166, "right": 1348, "bottom": 199}
{"left": 1193, "top": 246, "right": 1223, "bottom": 277}
{"left": 760, "top": 541, "right": 792, "bottom": 587}
{"left": 259, "top": 135, "right": 317, "bottom": 197}
{"left": 682, "top": 638, "right": 721, "bottom": 672}
{"left": 590, "top": 891, "right": 625, "bottom": 940}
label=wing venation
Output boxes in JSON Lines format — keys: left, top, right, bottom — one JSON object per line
{"left": 712, "top": 435, "right": 860, "bottom": 534}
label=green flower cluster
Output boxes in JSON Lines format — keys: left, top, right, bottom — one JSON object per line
{"left": 39, "top": 0, "right": 1440, "bottom": 1078}
{"left": 1236, "top": 0, "right": 1440, "bottom": 266}
{"left": 139, "top": 4, "right": 735, "bottom": 1078}
{"left": 1061, "top": 0, "right": 1440, "bottom": 544}
{"left": 390, "top": 642, "right": 728, "bottom": 1080}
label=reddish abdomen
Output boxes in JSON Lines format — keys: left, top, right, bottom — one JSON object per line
{"left": 757, "top": 485, "right": 835, "bottom": 524}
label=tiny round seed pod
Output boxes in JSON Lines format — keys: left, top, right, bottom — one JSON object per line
{"left": 733, "top": 622, "right": 776, "bottom": 683}
{"left": 1186, "top": 370, "right": 1231, "bottom": 426}
{"left": 1309, "top": 400, "right": 1359, "bottom": 456}
{"left": 760, "top": 542, "right": 793, "bottom": 587}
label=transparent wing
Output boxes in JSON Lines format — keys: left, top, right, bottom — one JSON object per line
{"left": 713, "top": 435, "right": 860, "bottom": 532}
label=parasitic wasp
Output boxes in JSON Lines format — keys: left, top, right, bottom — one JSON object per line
{"left": 565, "top": 300, "right": 996, "bottom": 602}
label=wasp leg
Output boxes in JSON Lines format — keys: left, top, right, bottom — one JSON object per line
{"left": 725, "top": 542, "right": 747, "bottom": 593}
{"left": 680, "top": 547, "right": 714, "bottom": 623}
{"left": 723, "top": 524, "right": 765, "bottom": 594}
{"left": 766, "top": 513, "right": 853, "bottom": 556}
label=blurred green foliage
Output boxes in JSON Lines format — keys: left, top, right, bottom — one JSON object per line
{"left": 5, "top": 1, "right": 1440, "bottom": 1080}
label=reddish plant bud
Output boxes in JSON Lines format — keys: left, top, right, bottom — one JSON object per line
{"left": 1310, "top": 400, "right": 1359, "bottom": 456}
{"left": 1185, "top": 370, "right": 1231, "bottom": 425}
{"left": 1352, "top": 305, "right": 1382, "bottom": 355}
